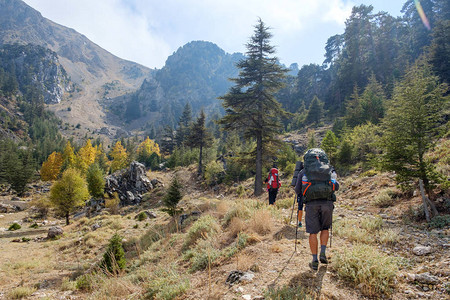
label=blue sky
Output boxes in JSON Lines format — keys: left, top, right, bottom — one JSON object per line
{"left": 23, "top": 0, "right": 405, "bottom": 69}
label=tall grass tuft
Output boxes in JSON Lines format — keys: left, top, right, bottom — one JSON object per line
{"left": 183, "top": 215, "right": 220, "bottom": 250}
{"left": 333, "top": 243, "right": 398, "bottom": 297}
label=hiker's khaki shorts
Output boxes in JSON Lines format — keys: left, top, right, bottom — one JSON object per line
{"left": 305, "top": 200, "right": 334, "bottom": 234}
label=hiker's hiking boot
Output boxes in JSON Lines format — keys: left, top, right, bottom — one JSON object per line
{"left": 309, "top": 260, "right": 319, "bottom": 270}
{"left": 320, "top": 254, "right": 328, "bottom": 264}
{"left": 298, "top": 222, "right": 302, "bottom": 228}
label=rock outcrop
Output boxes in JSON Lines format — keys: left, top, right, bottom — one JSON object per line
{"left": 105, "top": 161, "right": 154, "bottom": 205}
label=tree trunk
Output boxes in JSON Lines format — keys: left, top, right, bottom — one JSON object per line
{"left": 254, "top": 132, "right": 263, "bottom": 196}
{"left": 198, "top": 144, "right": 203, "bottom": 175}
{"left": 65, "top": 212, "right": 70, "bottom": 225}
{"left": 419, "top": 179, "right": 431, "bottom": 222}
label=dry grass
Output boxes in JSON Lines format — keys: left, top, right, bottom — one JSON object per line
{"left": 248, "top": 209, "right": 274, "bottom": 235}
{"left": 183, "top": 215, "right": 221, "bottom": 250}
{"left": 333, "top": 216, "right": 397, "bottom": 246}
{"left": 228, "top": 217, "right": 245, "bottom": 238}
{"left": 6, "top": 286, "right": 37, "bottom": 299}
{"left": 270, "top": 244, "right": 283, "bottom": 253}
{"left": 216, "top": 200, "right": 230, "bottom": 218}
{"left": 236, "top": 252, "right": 255, "bottom": 271}
{"left": 332, "top": 243, "right": 398, "bottom": 297}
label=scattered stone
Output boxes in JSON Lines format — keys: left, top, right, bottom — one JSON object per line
{"left": 47, "top": 226, "right": 64, "bottom": 239}
{"left": 413, "top": 245, "right": 432, "bottom": 256}
{"left": 407, "top": 272, "right": 440, "bottom": 285}
{"left": 415, "top": 273, "right": 440, "bottom": 285}
{"left": 242, "top": 295, "right": 251, "bottom": 300}
{"left": 240, "top": 271, "right": 255, "bottom": 282}
{"left": 91, "top": 223, "right": 101, "bottom": 231}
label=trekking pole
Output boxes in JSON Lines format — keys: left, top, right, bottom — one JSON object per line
{"left": 294, "top": 209, "right": 299, "bottom": 252}
{"left": 289, "top": 193, "right": 296, "bottom": 225}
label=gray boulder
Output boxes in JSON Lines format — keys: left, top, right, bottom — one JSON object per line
{"left": 47, "top": 226, "right": 64, "bottom": 239}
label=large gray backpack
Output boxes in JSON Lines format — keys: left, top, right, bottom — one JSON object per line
{"left": 302, "top": 148, "right": 335, "bottom": 202}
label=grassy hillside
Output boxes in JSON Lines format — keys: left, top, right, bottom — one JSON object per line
{"left": 0, "top": 164, "right": 448, "bottom": 299}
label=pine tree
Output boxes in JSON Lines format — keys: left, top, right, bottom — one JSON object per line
{"left": 381, "top": 58, "right": 448, "bottom": 195}
{"left": 175, "top": 102, "right": 193, "bottom": 146}
{"left": 305, "top": 96, "right": 323, "bottom": 126}
{"left": 186, "top": 109, "right": 213, "bottom": 175}
{"left": 321, "top": 130, "right": 339, "bottom": 164}
{"left": 101, "top": 233, "right": 126, "bottom": 274}
{"left": 86, "top": 163, "right": 105, "bottom": 199}
{"left": 162, "top": 175, "right": 183, "bottom": 217}
{"left": 49, "top": 168, "right": 89, "bottom": 225}
{"left": 219, "top": 19, "right": 288, "bottom": 196}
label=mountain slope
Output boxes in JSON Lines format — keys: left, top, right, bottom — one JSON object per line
{"left": 107, "top": 41, "right": 245, "bottom": 130}
{"left": 0, "top": 0, "right": 152, "bottom": 135}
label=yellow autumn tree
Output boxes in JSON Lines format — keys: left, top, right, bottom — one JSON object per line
{"left": 74, "top": 139, "right": 97, "bottom": 174}
{"left": 40, "top": 151, "right": 63, "bottom": 181}
{"left": 110, "top": 141, "right": 128, "bottom": 172}
{"left": 62, "top": 141, "right": 75, "bottom": 169}
{"left": 136, "top": 137, "right": 161, "bottom": 168}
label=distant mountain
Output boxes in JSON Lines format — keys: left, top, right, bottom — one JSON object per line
{"left": 108, "top": 41, "right": 245, "bottom": 130}
{"left": 0, "top": 0, "right": 151, "bottom": 86}
{"left": 0, "top": 0, "right": 152, "bottom": 138}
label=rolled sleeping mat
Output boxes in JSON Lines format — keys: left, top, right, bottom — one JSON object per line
{"left": 290, "top": 161, "right": 304, "bottom": 186}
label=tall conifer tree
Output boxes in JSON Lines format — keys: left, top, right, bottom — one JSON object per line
{"left": 219, "top": 19, "right": 288, "bottom": 196}
{"left": 186, "top": 109, "right": 213, "bottom": 175}
{"left": 381, "top": 58, "right": 448, "bottom": 196}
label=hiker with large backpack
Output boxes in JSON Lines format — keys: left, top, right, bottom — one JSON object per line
{"left": 265, "top": 164, "right": 281, "bottom": 205}
{"left": 294, "top": 148, "right": 339, "bottom": 270}
{"left": 290, "top": 161, "right": 304, "bottom": 227}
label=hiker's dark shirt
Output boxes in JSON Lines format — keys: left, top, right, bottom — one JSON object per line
{"left": 294, "top": 170, "right": 339, "bottom": 201}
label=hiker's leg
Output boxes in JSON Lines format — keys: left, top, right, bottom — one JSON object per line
{"left": 297, "top": 210, "right": 303, "bottom": 223}
{"left": 309, "top": 233, "right": 318, "bottom": 255}
{"left": 320, "top": 229, "right": 329, "bottom": 247}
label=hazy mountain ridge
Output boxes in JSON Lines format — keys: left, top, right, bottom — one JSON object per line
{"left": 107, "top": 41, "right": 246, "bottom": 130}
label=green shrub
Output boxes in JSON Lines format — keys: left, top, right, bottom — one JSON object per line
{"left": 333, "top": 243, "right": 398, "bottom": 296}
{"left": 360, "top": 169, "right": 378, "bottom": 177}
{"left": 136, "top": 211, "right": 147, "bottom": 221}
{"left": 29, "top": 223, "right": 39, "bottom": 229}
{"left": 428, "top": 215, "right": 450, "bottom": 229}
{"left": 204, "top": 160, "right": 224, "bottom": 185}
{"left": 236, "top": 185, "right": 246, "bottom": 198}
{"left": 265, "top": 285, "right": 311, "bottom": 300}
{"left": 183, "top": 238, "right": 221, "bottom": 272}
{"left": 21, "top": 237, "right": 31, "bottom": 242}
{"left": 100, "top": 234, "right": 126, "bottom": 274}
{"left": 75, "top": 274, "right": 95, "bottom": 291}
{"left": 183, "top": 215, "right": 220, "bottom": 250}
{"left": 8, "top": 223, "right": 21, "bottom": 231}
{"left": 373, "top": 189, "right": 395, "bottom": 208}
